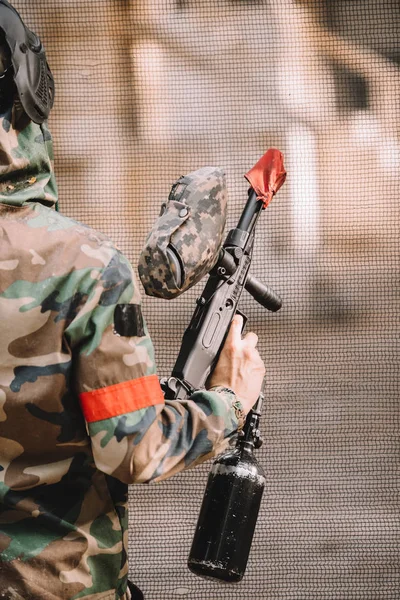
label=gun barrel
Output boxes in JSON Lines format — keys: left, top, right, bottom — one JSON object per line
{"left": 237, "top": 190, "right": 263, "bottom": 231}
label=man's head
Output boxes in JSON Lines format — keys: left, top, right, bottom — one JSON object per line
{"left": 0, "top": 0, "right": 54, "bottom": 123}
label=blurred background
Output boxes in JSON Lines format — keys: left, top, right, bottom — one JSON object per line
{"left": 13, "top": 1, "right": 399, "bottom": 598}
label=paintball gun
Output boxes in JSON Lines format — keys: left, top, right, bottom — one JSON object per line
{"left": 161, "top": 148, "right": 285, "bottom": 399}
{"left": 160, "top": 149, "right": 287, "bottom": 581}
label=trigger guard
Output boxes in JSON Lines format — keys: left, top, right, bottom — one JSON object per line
{"left": 235, "top": 309, "right": 248, "bottom": 333}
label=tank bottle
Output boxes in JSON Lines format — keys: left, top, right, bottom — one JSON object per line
{"left": 187, "top": 397, "right": 265, "bottom": 582}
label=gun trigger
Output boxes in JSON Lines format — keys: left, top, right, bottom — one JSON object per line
{"left": 235, "top": 309, "right": 248, "bottom": 333}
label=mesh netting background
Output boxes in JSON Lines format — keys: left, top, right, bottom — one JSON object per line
{"left": 13, "top": 1, "right": 399, "bottom": 598}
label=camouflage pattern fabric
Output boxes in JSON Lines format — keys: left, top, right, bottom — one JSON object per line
{"left": 138, "top": 167, "right": 227, "bottom": 299}
{"left": 0, "top": 110, "right": 242, "bottom": 599}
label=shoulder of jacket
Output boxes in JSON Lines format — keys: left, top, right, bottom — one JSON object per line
{"left": 32, "top": 203, "right": 118, "bottom": 249}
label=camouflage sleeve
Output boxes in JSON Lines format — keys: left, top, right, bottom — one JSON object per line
{"left": 65, "top": 249, "right": 243, "bottom": 484}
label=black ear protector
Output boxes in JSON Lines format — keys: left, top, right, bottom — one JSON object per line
{"left": 0, "top": 0, "right": 54, "bottom": 123}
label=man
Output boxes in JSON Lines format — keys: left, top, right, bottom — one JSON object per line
{"left": 0, "top": 2, "right": 265, "bottom": 599}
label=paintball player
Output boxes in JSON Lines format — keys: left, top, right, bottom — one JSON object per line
{"left": 0, "top": 2, "right": 265, "bottom": 599}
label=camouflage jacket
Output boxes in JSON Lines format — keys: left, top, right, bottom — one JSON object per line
{"left": 0, "top": 110, "right": 242, "bottom": 599}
